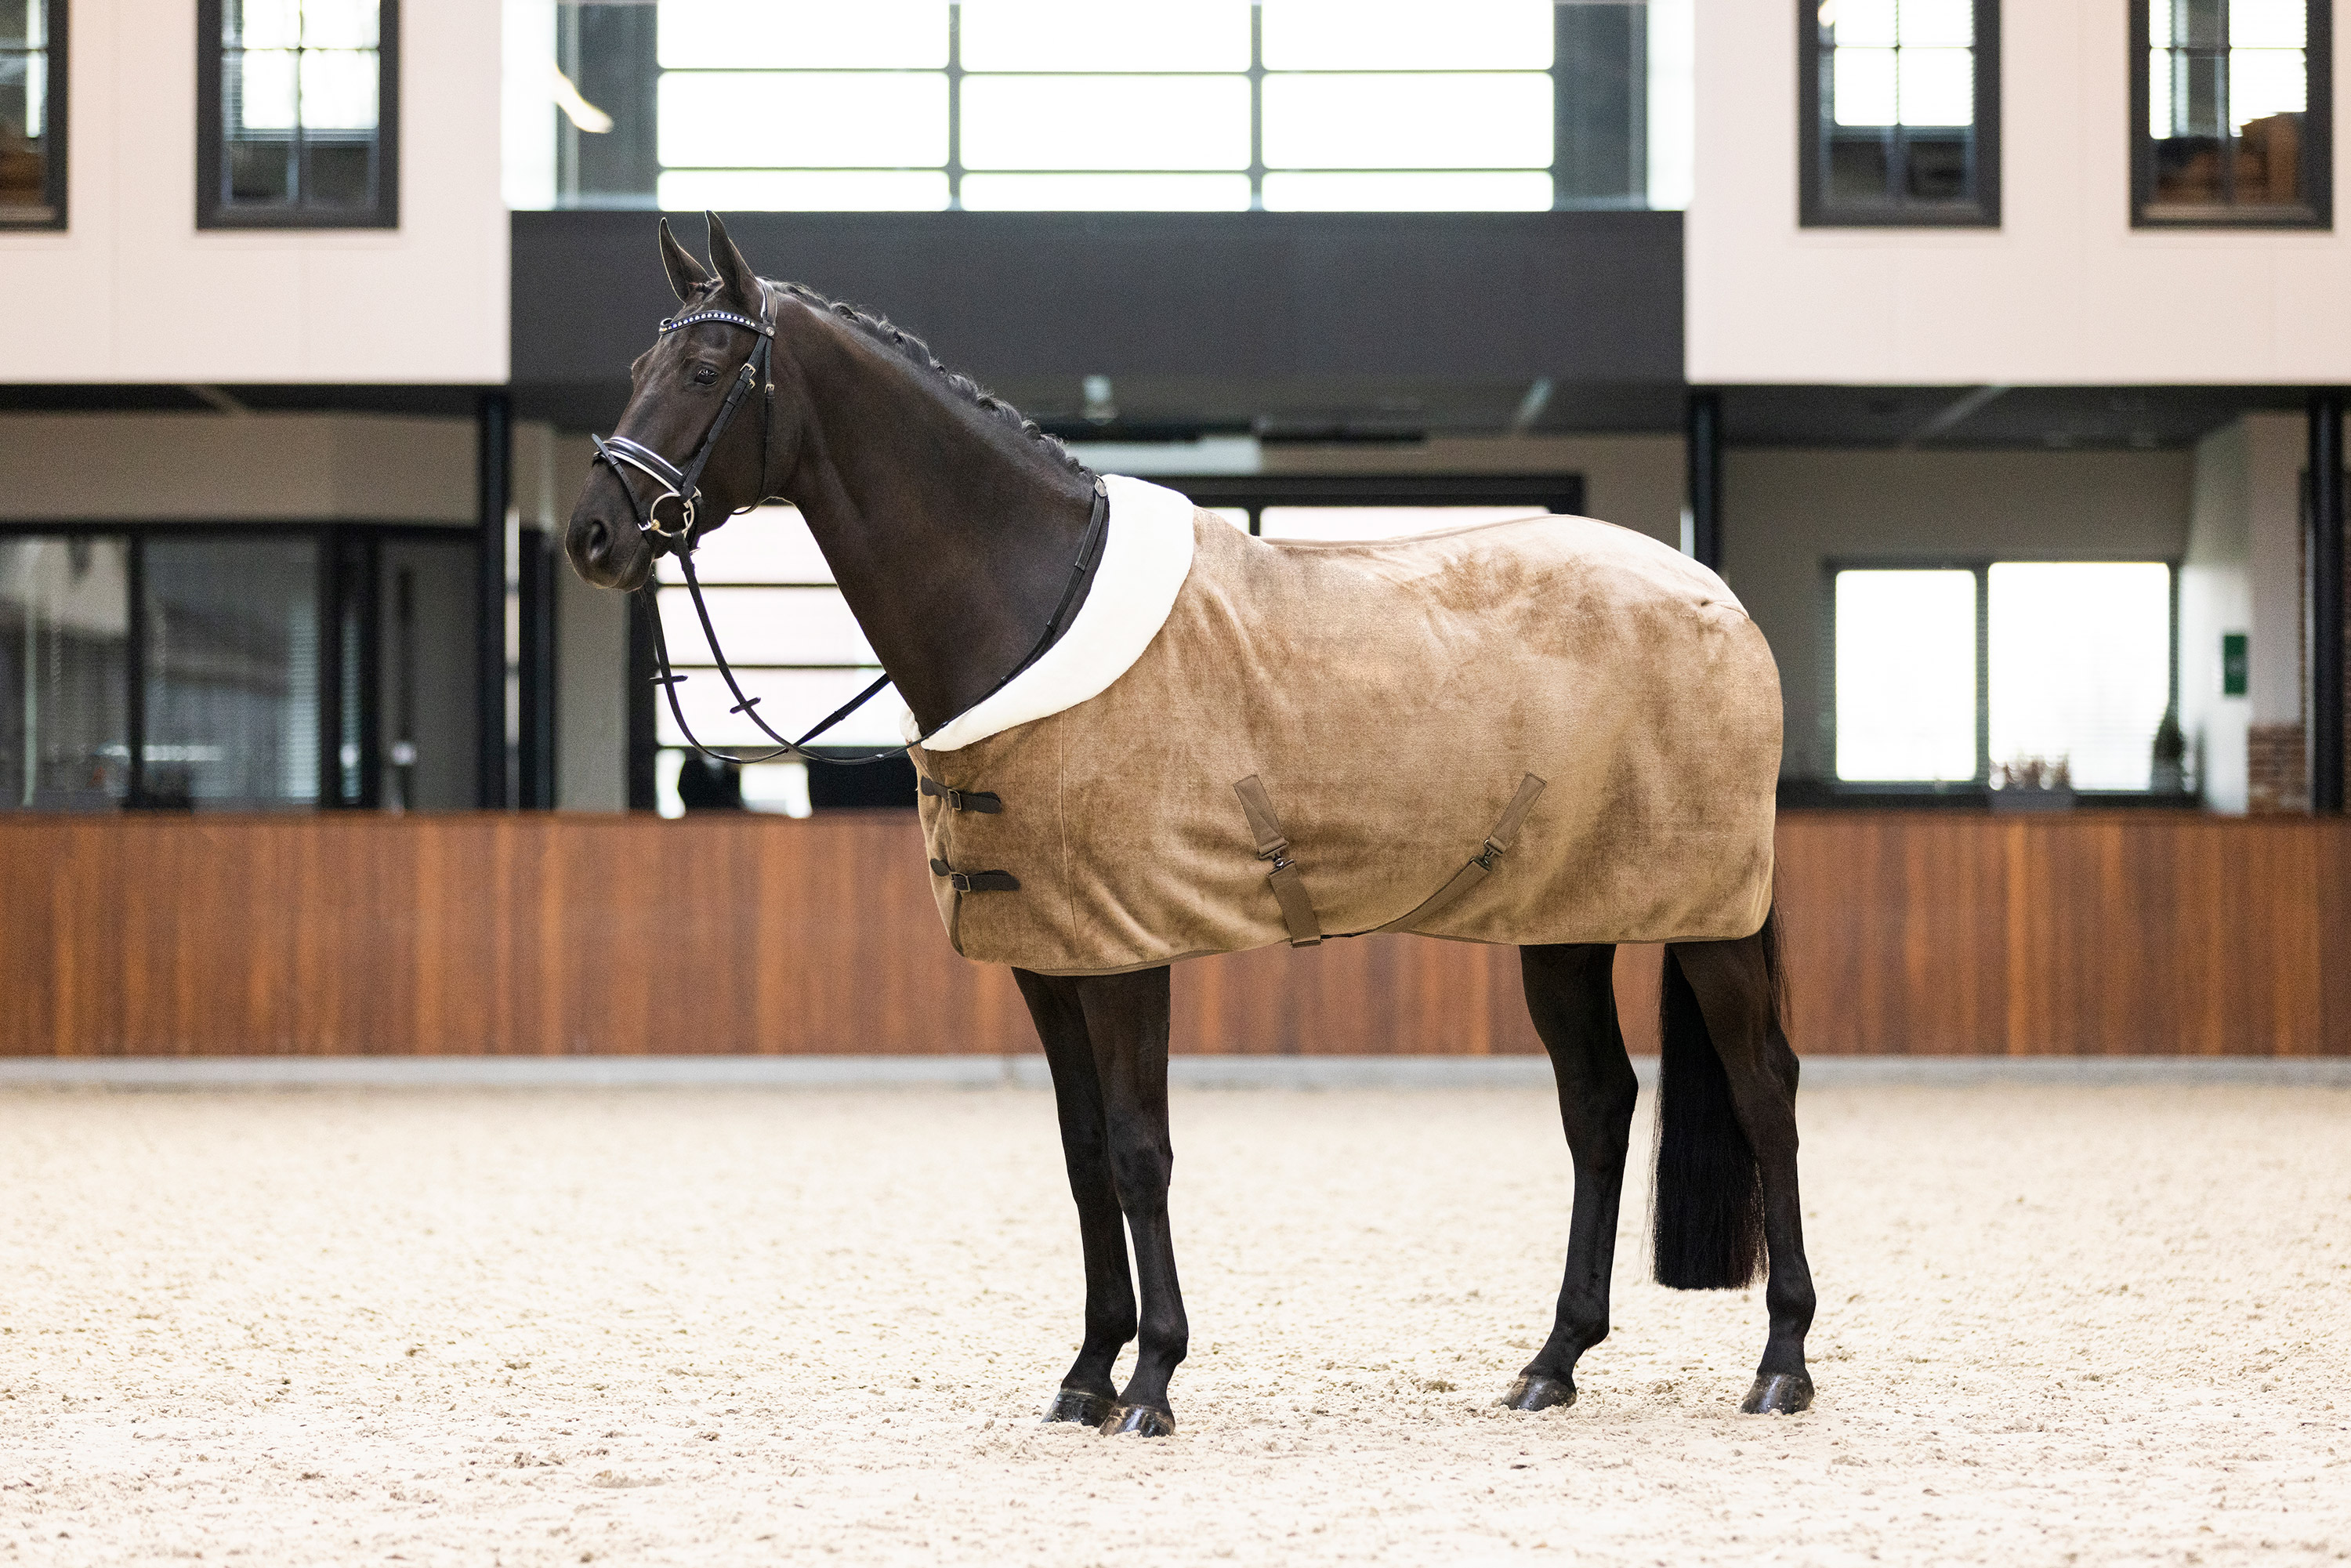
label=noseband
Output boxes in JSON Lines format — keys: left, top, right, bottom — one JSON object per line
{"left": 592, "top": 282, "right": 1111, "bottom": 773}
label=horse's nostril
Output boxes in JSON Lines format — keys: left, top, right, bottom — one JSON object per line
{"left": 582, "top": 518, "right": 612, "bottom": 566}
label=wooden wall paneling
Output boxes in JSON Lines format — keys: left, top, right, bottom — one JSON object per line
{"left": 2251, "top": 821, "right": 2324, "bottom": 1056}
{"left": 2321, "top": 823, "right": 2351, "bottom": 1055}
{"left": 1774, "top": 815, "right": 1875, "bottom": 1054}
{"left": 5, "top": 813, "right": 2349, "bottom": 1059}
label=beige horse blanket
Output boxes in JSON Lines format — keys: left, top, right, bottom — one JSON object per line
{"left": 908, "top": 476, "right": 1780, "bottom": 977}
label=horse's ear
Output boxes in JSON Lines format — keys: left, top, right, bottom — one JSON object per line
{"left": 658, "top": 217, "right": 710, "bottom": 302}
{"left": 705, "top": 210, "right": 761, "bottom": 305}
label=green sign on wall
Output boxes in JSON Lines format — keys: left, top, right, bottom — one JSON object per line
{"left": 2222, "top": 632, "right": 2249, "bottom": 697}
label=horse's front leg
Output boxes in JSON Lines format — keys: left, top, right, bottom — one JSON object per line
{"left": 1014, "top": 969, "right": 1135, "bottom": 1429}
{"left": 1069, "top": 965, "right": 1186, "bottom": 1436}
{"left": 1504, "top": 943, "right": 1639, "bottom": 1411}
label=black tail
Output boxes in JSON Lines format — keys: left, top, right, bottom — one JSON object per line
{"left": 1650, "top": 906, "right": 1784, "bottom": 1289}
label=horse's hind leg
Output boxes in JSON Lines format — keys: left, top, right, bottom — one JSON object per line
{"left": 1070, "top": 965, "right": 1188, "bottom": 1436}
{"left": 1669, "top": 929, "right": 1817, "bottom": 1414}
{"left": 1014, "top": 968, "right": 1136, "bottom": 1429}
{"left": 1503, "top": 943, "right": 1639, "bottom": 1412}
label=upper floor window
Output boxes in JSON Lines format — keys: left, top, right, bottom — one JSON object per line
{"left": 532, "top": 0, "right": 1678, "bottom": 214}
{"left": 0, "top": 0, "right": 65, "bottom": 228}
{"left": 197, "top": 0, "right": 398, "bottom": 228}
{"left": 1800, "top": 0, "right": 2001, "bottom": 226}
{"left": 2133, "top": 0, "right": 2332, "bottom": 226}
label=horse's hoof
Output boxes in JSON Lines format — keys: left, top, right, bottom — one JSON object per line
{"left": 1740, "top": 1371, "right": 1814, "bottom": 1414}
{"left": 1500, "top": 1374, "right": 1578, "bottom": 1412}
{"left": 1099, "top": 1404, "right": 1176, "bottom": 1438}
{"left": 1042, "top": 1388, "right": 1118, "bottom": 1427}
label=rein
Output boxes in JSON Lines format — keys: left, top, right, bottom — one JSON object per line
{"left": 594, "top": 284, "right": 1111, "bottom": 770}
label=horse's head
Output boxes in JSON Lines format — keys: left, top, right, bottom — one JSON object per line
{"left": 567, "top": 212, "right": 795, "bottom": 592}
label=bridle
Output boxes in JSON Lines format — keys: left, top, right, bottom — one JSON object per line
{"left": 592, "top": 280, "right": 1110, "bottom": 772}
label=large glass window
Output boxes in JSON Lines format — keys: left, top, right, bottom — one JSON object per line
{"left": 1833, "top": 562, "right": 2182, "bottom": 794}
{"left": 2, "top": 538, "right": 129, "bottom": 810}
{"left": 143, "top": 537, "right": 322, "bottom": 809}
{"left": 0, "top": 527, "right": 474, "bottom": 814}
{"left": 542, "top": 0, "right": 1666, "bottom": 213}
{"left": 2133, "top": 0, "right": 2332, "bottom": 226}
{"left": 198, "top": 0, "right": 398, "bottom": 228}
{"left": 649, "top": 505, "right": 900, "bottom": 818}
{"left": 0, "top": 0, "right": 64, "bottom": 227}
{"left": 1801, "top": 0, "right": 2001, "bottom": 226}
{"left": 1833, "top": 569, "right": 1979, "bottom": 784}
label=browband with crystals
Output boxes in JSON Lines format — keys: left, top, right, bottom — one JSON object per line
{"left": 661, "top": 308, "right": 773, "bottom": 337}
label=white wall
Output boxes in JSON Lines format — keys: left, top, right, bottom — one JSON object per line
{"left": 1722, "top": 448, "right": 2193, "bottom": 780}
{"left": 1689, "top": 0, "right": 2351, "bottom": 385}
{"left": 0, "top": 412, "right": 475, "bottom": 521}
{"left": 536, "top": 431, "right": 628, "bottom": 811}
{"left": 0, "top": 1, "right": 507, "bottom": 384}
{"left": 2182, "top": 422, "right": 2255, "bottom": 809}
{"left": 2179, "top": 414, "right": 2304, "bottom": 812}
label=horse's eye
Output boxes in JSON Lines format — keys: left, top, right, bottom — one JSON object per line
{"left": 692, "top": 364, "right": 719, "bottom": 386}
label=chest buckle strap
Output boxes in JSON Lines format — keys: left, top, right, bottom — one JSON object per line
{"left": 919, "top": 775, "right": 1003, "bottom": 814}
{"left": 930, "top": 858, "right": 1020, "bottom": 893}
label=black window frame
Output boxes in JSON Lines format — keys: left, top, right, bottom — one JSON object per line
{"left": 2130, "top": 0, "right": 2333, "bottom": 229}
{"left": 1821, "top": 555, "right": 2186, "bottom": 801}
{"left": 195, "top": 0, "right": 400, "bottom": 231}
{"left": 0, "top": 0, "right": 67, "bottom": 230}
{"left": 1799, "top": 0, "right": 2002, "bottom": 228}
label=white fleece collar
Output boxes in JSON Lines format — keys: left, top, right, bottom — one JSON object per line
{"left": 905, "top": 474, "right": 1201, "bottom": 752}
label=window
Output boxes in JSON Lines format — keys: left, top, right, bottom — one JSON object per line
{"left": 1800, "top": 0, "right": 2001, "bottom": 226}
{"left": 2132, "top": 0, "right": 2332, "bottom": 226}
{"left": 649, "top": 505, "right": 900, "bottom": 818}
{"left": 1834, "top": 568, "right": 1979, "bottom": 783}
{"left": 197, "top": 0, "right": 398, "bottom": 228}
{"left": 0, "top": 526, "right": 473, "bottom": 813}
{"left": 2, "top": 537, "right": 129, "bottom": 809}
{"left": 545, "top": 0, "right": 1664, "bottom": 213}
{"left": 1831, "top": 562, "right": 2181, "bottom": 793}
{"left": 0, "top": 0, "right": 65, "bottom": 227}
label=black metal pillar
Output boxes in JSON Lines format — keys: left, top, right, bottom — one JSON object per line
{"left": 2312, "top": 389, "right": 2345, "bottom": 814}
{"left": 518, "top": 527, "right": 558, "bottom": 809}
{"left": 476, "top": 390, "right": 512, "bottom": 809}
{"left": 625, "top": 594, "right": 657, "bottom": 812}
{"left": 1686, "top": 389, "right": 1723, "bottom": 573}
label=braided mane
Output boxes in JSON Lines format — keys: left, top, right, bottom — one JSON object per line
{"left": 752, "top": 278, "right": 1094, "bottom": 482}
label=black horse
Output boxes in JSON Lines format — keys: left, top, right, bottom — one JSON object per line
{"left": 567, "top": 216, "right": 1815, "bottom": 1436}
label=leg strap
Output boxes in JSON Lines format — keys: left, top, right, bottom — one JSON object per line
{"left": 1374, "top": 773, "right": 1547, "bottom": 935}
{"left": 1232, "top": 775, "right": 1323, "bottom": 947}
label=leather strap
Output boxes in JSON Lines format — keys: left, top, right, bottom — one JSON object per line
{"left": 1233, "top": 775, "right": 1322, "bottom": 947}
{"left": 1373, "top": 773, "right": 1548, "bottom": 935}
{"left": 929, "top": 858, "right": 1019, "bottom": 893}
{"left": 919, "top": 776, "right": 1003, "bottom": 814}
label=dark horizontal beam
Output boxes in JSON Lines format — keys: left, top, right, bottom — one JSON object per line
{"left": 513, "top": 208, "right": 1683, "bottom": 393}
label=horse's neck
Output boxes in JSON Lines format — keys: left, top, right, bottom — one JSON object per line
{"left": 773, "top": 306, "right": 1096, "bottom": 735}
